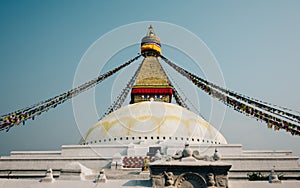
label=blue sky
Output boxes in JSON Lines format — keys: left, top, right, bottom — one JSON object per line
{"left": 0, "top": 1, "right": 299, "bottom": 156}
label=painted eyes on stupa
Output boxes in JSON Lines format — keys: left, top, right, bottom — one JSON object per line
{"left": 142, "top": 95, "right": 149, "bottom": 99}
{"left": 141, "top": 95, "right": 163, "bottom": 99}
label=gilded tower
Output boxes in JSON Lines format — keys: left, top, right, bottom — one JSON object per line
{"left": 130, "top": 26, "right": 172, "bottom": 103}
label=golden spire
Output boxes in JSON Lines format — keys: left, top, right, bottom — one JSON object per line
{"left": 130, "top": 26, "right": 172, "bottom": 104}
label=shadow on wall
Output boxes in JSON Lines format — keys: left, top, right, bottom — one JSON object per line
{"left": 122, "top": 179, "right": 152, "bottom": 187}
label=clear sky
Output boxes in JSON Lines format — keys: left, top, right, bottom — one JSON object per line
{"left": 0, "top": 0, "right": 299, "bottom": 156}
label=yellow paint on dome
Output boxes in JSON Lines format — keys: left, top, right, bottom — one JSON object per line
{"left": 86, "top": 115, "right": 208, "bottom": 139}
{"left": 136, "top": 115, "right": 152, "bottom": 121}
{"left": 83, "top": 102, "right": 227, "bottom": 144}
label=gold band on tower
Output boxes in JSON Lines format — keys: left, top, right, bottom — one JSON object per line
{"left": 140, "top": 25, "right": 162, "bottom": 57}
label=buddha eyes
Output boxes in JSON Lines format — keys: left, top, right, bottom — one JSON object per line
{"left": 141, "top": 95, "right": 163, "bottom": 99}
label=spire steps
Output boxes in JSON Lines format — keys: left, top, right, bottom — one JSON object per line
{"left": 130, "top": 26, "right": 172, "bottom": 104}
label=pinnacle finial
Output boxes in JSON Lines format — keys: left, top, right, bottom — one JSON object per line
{"left": 147, "top": 25, "right": 156, "bottom": 36}
{"left": 140, "top": 25, "right": 162, "bottom": 57}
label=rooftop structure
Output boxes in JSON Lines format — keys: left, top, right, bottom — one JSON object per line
{"left": 131, "top": 26, "right": 172, "bottom": 104}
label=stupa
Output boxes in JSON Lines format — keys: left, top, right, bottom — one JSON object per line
{"left": 0, "top": 26, "right": 299, "bottom": 188}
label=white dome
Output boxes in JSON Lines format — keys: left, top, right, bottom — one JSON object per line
{"left": 82, "top": 102, "right": 227, "bottom": 145}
